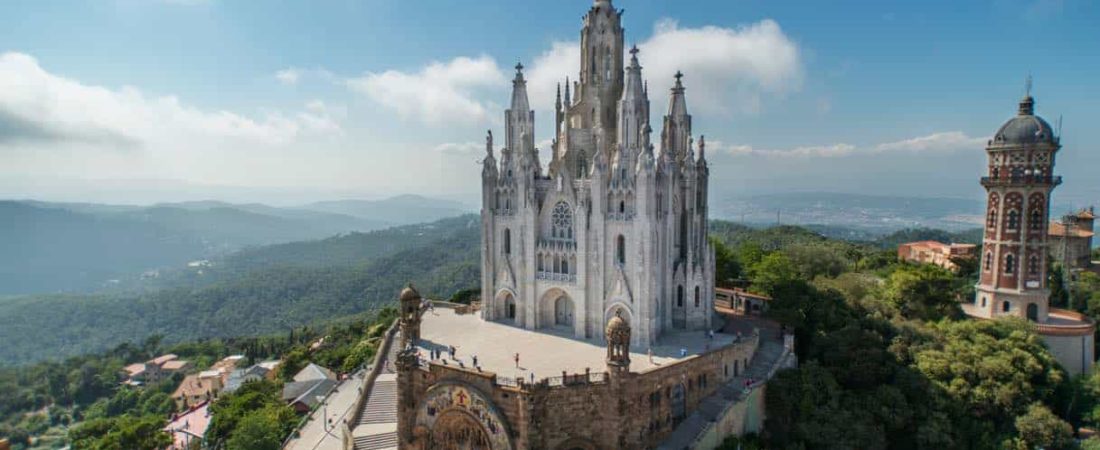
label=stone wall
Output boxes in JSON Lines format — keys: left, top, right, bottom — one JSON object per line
{"left": 1042, "top": 329, "right": 1095, "bottom": 376}
{"left": 398, "top": 333, "right": 759, "bottom": 449}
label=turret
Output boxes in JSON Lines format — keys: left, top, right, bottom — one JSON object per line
{"left": 605, "top": 310, "right": 631, "bottom": 374}
{"left": 617, "top": 46, "right": 649, "bottom": 152}
{"left": 506, "top": 63, "right": 534, "bottom": 158}
{"left": 398, "top": 284, "right": 422, "bottom": 347}
{"left": 662, "top": 71, "right": 692, "bottom": 163}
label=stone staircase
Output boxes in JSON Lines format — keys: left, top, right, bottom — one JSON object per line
{"left": 351, "top": 331, "right": 402, "bottom": 450}
{"left": 657, "top": 335, "right": 791, "bottom": 450}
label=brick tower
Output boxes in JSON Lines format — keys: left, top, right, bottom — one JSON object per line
{"left": 972, "top": 90, "right": 1060, "bottom": 320}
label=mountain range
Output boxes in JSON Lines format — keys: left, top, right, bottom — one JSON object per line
{"left": 0, "top": 195, "right": 473, "bottom": 294}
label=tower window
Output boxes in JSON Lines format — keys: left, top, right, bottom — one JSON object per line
{"left": 616, "top": 235, "right": 626, "bottom": 265}
{"left": 504, "top": 229, "right": 511, "bottom": 255}
{"left": 1003, "top": 301, "right": 1011, "bottom": 312}
{"left": 677, "top": 285, "right": 684, "bottom": 308}
{"left": 619, "top": 200, "right": 625, "bottom": 214}
{"left": 1030, "top": 208, "right": 1043, "bottom": 231}
{"left": 1004, "top": 254, "right": 1015, "bottom": 275}
{"left": 984, "top": 252, "right": 993, "bottom": 272}
{"left": 1028, "top": 255, "right": 1039, "bottom": 275}
{"left": 987, "top": 209, "right": 997, "bottom": 229}
{"left": 1007, "top": 210, "right": 1019, "bottom": 230}
{"left": 694, "top": 286, "right": 700, "bottom": 308}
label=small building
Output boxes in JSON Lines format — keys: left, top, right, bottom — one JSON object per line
{"left": 164, "top": 401, "right": 211, "bottom": 450}
{"left": 897, "top": 240, "right": 977, "bottom": 271}
{"left": 715, "top": 287, "right": 772, "bottom": 316}
{"left": 122, "top": 354, "right": 190, "bottom": 385}
{"left": 1049, "top": 207, "right": 1095, "bottom": 271}
{"left": 292, "top": 363, "right": 337, "bottom": 383}
{"left": 223, "top": 364, "right": 272, "bottom": 394}
{"left": 173, "top": 372, "right": 223, "bottom": 409}
{"left": 282, "top": 378, "right": 337, "bottom": 414}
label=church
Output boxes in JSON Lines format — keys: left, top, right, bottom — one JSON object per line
{"left": 479, "top": 0, "right": 715, "bottom": 347}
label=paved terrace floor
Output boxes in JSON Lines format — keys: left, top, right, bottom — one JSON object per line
{"left": 416, "top": 307, "right": 740, "bottom": 380}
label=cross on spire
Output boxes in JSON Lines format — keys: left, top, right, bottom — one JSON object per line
{"left": 515, "top": 62, "right": 524, "bottom": 73}
{"left": 674, "top": 70, "right": 683, "bottom": 82}
{"left": 629, "top": 45, "right": 639, "bottom": 57}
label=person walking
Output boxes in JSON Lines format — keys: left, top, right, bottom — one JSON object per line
{"left": 514, "top": 352, "right": 520, "bottom": 368}
{"left": 647, "top": 347, "right": 654, "bottom": 364}
{"left": 472, "top": 355, "right": 478, "bottom": 367}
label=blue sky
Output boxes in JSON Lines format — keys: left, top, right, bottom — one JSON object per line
{"left": 0, "top": 0, "right": 1096, "bottom": 209}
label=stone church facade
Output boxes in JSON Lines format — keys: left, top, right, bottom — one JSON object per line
{"left": 480, "top": 0, "right": 714, "bottom": 347}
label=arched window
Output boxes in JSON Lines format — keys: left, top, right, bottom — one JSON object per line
{"left": 694, "top": 286, "right": 700, "bottom": 308}
{"left": 677, "top": 285, "right": 684, "bottom": 308}
{"left": 1003, "top": 301, "right": 1011, "bottom": 312}
{"left": 1004, "top": 254, "right": 1015, "bottom": 274}
{"left": 504, "top": 229, "right": 511, "bottom": 255}
{"left": 987, "top": 209, "right": 997, "bottom": 229}
{"left": 1030, "top": 208, "right": 1043, "bottom": 231}
{"left": 1028, "top": 255, "right": 1039, "bottom": 275}
{"left": 551, "top": 202, "right": 573, "bottom": 240}
{"left": 992, "top": 167, "right": 1000, "bottom": 179}
{"left": 562, "top": 258, "right": 569, "bottom": 275}
{"left": 1007, "top": 210, "right": 1019, "bottom": 230}
{"left": 619, "top": 200, "right": 625, "bottom": 214}
{"left": 984, "top": 252, "right": 993, "bottom": 272}
{"left": 981, "top": 297, "right": 987, "bottom": 307}
{"left": 616, "top": 235, "right": 626, "bottom": 265}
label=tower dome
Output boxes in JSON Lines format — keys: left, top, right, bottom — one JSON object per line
{"left": 992, "top": 95, "right": 1056, "bottom": 146}
{"left": 400, "top": 284, "right": 421, "bottom": 302}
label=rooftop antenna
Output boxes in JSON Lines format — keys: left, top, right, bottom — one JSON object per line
{"left": 1025, "top": 74, "right": 1033, "bottom": 97}
{"left": 1057, "top": 115, "right": 1063, "bottom": 140}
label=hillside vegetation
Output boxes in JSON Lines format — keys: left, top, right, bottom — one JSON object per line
{"left": 0, "top": 216, "right": 480, "bottom": 365}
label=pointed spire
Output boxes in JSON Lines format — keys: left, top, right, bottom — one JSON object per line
{"left": 511, "top": 61, "right": 529, "bottom": 112}
{"left": 668, "top": 71, "right": 687, "bottom": 117}
{"left": 564, "top": 76, "right": 571, "bottom": 106}
{"left": 556, "top": 83, "right": 562, "bottom": 110}
{"left": 485, "top": 129, "right": 494, "bottom": 158}
{"left": 697, "top": 135, "right": 707, "bottom": 164}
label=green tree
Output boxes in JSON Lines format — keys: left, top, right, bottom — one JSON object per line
{"left": 70, "top": 415, "right": 171, "bottom": 450}
{"left": 1011, "top": 403, "right": 1074, "bottom": 450}
{"left": 226, "top": 408, "right": 294, "bottom": 450}
{"left": 883, "top": 264, "right": 962, "bottom": 321}
{"left": 711, "top": 237, "right": 741, "bottom": 288}
{"left": 747, "top": 252, "right": 799, "bottom": 296}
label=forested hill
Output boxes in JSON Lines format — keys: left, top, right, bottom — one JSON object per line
{"left": 0, "top": 217, "right": 979, "bottom": 365}
{"left": 0, "top": 215, "right": 481, "bottom": 365}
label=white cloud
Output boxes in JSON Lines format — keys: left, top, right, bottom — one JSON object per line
{"left": 0, "top": 52, "right": 340, "bottom": 149}
{"left": 275, "top": 68, "right": 301, "bottom": 85}
{"left": 523, "top": 19, "right": 803, "bottom": 117}
{"left": 433, "top": 141, "right": 481, "bottom": 155}
{"left": 346, "top": 55, "right": 505, "bottom": 125}
{"left": 873, "top": 131, "right": 986, "bottom": 153}
{"left": 712, "top": 131, "right": 984, "bottom": 159}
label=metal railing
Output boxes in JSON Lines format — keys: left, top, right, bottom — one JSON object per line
{"left": 981, "top": 175, "right": 1062, "bottom": 187}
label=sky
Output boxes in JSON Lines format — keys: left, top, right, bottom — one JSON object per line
{"left": 0, "top": 0, "right": 1096, "bottom": 208}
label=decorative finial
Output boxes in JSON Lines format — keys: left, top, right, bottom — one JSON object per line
{"left": 629, "top": 45, "right": 639, "bottom": 57}
{"left": 515, "top": 61, "right": 524, "bottom": 73}
{"left": 1025, "top": 74, "right": 1033, "bottom": 98}
{"left": 674, "top": 70, "right": 683, "bottom": 82}
{"left": 699, "top": 135, "right": 706, "bottom": 159}
{"left": 486, "top": 130, "right": 493, "bottom": 155}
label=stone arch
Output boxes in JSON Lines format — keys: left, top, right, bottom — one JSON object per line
{"left": 538, "top": 288, "right": 574, "bottom": 329}
{"left": 495, "top": 289, "right": 517, "bottom": 321}
{"left": 414, "top": 381, "right": 513, "bottom": 450}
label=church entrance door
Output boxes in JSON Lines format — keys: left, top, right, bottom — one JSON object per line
{"left": 554, "top": 295, "right": 574, "bottom": 327}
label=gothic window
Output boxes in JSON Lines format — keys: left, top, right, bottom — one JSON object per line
{"left": 562, "top": 258, "right": 569, "bottom": 275}
{"left": 616, "top": 235, "right": 626, "bottom": 265}
{"left": 619, "top": 200, "right": 625, "bottom": 214}
{"left": 677, "top": 285, "right": 684, "bottom": 308}
{"left": 1030, "top": 208, "right": 1043, "bottom": 231}
{"left": 987, "top": 209, "right": 997, "bottom": 229}
{"left": 694, "top": 286, "right": 700, "bottom": 308}
{"left": 992, "top": 167, "right": 1000, "bottom": 179}
{"left": 1028, "top": 255, "right": 1039, "bottom": 275}
{"left": 984, "top": 252, "right": 993, "bottom": 272}
{"left": 504, "top": 229, "right": 511, "bottom": 255}
{"left": 1007, "top": 210, "right": 1020, "bottom": 230}
{"left": 1004, "top": 254, "right": 1015, "bottom": 275}
{"left": 552, "top": 201, "right": 573, "bottom": 240}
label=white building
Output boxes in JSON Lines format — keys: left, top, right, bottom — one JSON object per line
{"left": 480, "top": 0, "right": 714, "bottom": 347}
